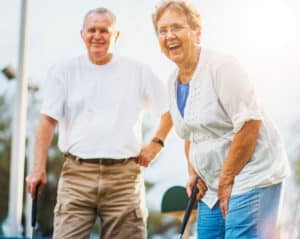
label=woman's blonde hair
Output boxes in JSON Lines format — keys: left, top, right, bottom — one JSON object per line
{"left": 152, "top": 0, "right": 201, "bottom": 32}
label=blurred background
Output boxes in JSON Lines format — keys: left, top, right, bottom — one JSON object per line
{"left": 0, "top": 0, "right": 300, "bottom": 238}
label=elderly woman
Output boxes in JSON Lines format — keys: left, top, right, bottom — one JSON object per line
{"left": 152, "top": 1, "right": 290, "bottom": 238}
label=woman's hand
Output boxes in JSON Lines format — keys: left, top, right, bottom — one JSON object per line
{"left": 218, "top": 174, "right": 234, "bottom": 218}
{"left": 186, "top": 174, "right": 207, "bottom": 201}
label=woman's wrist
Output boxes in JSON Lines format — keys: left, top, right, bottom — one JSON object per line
{"left": 151, "top": 137, "right": 164, "bottom": 147}
{"left": 219, "top": 172, "right": 235, "bottom": 185}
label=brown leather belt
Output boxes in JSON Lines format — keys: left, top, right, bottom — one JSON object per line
{"left": 64, "top": 153, "right": 137, "bottom": 166}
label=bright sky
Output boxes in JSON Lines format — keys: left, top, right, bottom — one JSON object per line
{"left": 1, "top": 0, "right": 299, "bottom": 120}
{"left": 1, "top": 0, "right": 300, "bottom": 212}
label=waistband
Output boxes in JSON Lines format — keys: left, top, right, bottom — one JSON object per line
{"left": 64, "top": 152, "right": 137, "bottom": 166}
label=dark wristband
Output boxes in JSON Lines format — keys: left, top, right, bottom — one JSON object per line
{"left": 152, "top": 137, "right": 164, "bottom": 147}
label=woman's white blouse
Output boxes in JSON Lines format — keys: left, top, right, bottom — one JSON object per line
{"left": 168, "top": 48, "right": 290, "bottom": 208}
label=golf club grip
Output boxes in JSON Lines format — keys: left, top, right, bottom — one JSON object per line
{"left": 179, "top": 178, "right": 199, "bottom": 234}
{"left": 31, "top": 184, "right": 39, "bottom": 228}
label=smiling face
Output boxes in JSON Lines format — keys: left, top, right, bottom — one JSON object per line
{"left": 81, "top": 12, "right": 119, "bottom": 65}
{"left": 156, "top": 8, "right": 201, "bottom": 66}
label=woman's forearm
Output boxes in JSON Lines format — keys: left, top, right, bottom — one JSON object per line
{"left": 220, "top": 120, "right": 262, "bottom": 181}
{"left": 185, "top": 140, "right": 197, "bottom": 176}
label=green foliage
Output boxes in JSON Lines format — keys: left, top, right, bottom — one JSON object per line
{"left": 0, "top": 93, "right": 63, "bottom": 236}
{"left": 0, "top": 95, "right": 11, "bottom": 223}
{"left": 292, "top": 123, "right": 300, "bottom": 185}
{"left": 0, "top": 163, "right": 9, "bottom": 222}
{"left": 294, "top": 154, "right": 300, "bottom": 185}
{"left": 147, "top": 211, "right": 181, "bottom": 238}
{"left": 144, "top": 180, "right": 155, "bottom": 191}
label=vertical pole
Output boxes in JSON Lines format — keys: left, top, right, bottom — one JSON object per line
{"left": 6, "top": 0, "right": 29, "bottom": 236}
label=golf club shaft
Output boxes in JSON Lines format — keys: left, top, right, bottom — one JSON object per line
{"left": 177, "top": 233, "right": 183, "bottom": 239}
{"left": 31, "top": 184, "right": 39, "bottom": 228}
{"left": 179, "top": 178, "right": 199, "bottom": 235}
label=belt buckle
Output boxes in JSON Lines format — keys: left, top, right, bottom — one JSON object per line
{"left": 99, "top": 158, "right": 135, "bottom": 166}
{"left": 101, "top": 158, "right": 125, "bottom": 166}
{"left": 99, "top": 159, "right": 113, "bottom": 166}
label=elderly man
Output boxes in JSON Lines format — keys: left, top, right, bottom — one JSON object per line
{"left": 26, "top": 7, "right": 172, "bottom": 239}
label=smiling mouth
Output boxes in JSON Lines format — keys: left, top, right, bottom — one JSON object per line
{"left": 91, "top": 42, "right": 105, "bottom": 46}
{"left": 168, "top": 43, "right": 181, "bottom": 51}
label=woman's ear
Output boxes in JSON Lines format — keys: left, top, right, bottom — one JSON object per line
{"left": 193, "top": 27, "right": 201, "bottom": 45}
{"left": 114, "top": 31, "right": 120, "bottom": 43}
{"left": 196, "top": 28, "right": 201, "bottom": 41}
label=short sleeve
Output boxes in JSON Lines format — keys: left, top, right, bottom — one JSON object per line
{"left": 141, "top": 65, "right": 169, "bottom": 116}
{"left": 40, "top": 65, "right": 66, "bottom": 121}
{"left": 214, "top": 58, "right": 263, "bottom": 133}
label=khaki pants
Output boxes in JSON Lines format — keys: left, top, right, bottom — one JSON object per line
{"left": 53, "top": 156, "right": 148, "bottom": 239}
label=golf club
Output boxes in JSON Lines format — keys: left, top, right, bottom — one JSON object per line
{"left": 177, "top": 177, "right": 199, "bottom": 239}
{"left": 31, "top": 184, "right": 39, "bottom": 239}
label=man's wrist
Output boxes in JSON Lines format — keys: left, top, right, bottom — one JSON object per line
{"left": 33, "top": 161, "right": 47, "bottom": 170}
{"left": 151, "top": 137, "right": 164, "bottom": 147}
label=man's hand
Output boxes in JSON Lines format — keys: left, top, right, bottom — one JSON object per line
{"left": 217, "top": 174, "right": 234, "bottom": 218}
{"left": 136, "top": 141, "right": 162, "bottom": 167}
{"left": 26, "top": 165, "right": 47, "bottom": 199}
{"left": 186, "top": 174, "right": 207, "bottom": 201}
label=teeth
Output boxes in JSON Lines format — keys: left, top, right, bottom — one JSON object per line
{"left": 168, "top": 44, "right": 180, "bottom": 49}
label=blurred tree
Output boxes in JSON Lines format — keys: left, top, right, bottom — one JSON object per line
{"left": 0, "top": 91, "right": 62, "bottom": 236}
{"left": 292, "top": 121, "right": 300, "bottom": 185}
{"left": 0, "top": 95, "right": 11, "bottom": 225}
{"left": 280, "top": 122, "right": 300, "bottom": 238}
{"left": 294, "top": 154, "right": 300, "bottom": 174}
{"left": 294, "top": 153, "right": 300, "bottom": 184}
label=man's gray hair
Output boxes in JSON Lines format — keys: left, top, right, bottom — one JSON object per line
{"left": 82, "top": 7, "right": 117, "bottom": 30}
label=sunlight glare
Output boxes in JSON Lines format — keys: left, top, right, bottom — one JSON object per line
{"left": 246, "top": 0, "right": 296, "bottom": 49}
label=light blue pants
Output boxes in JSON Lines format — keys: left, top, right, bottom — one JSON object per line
{"left": 197, "top": 183, "right": 282, "bottom": 239}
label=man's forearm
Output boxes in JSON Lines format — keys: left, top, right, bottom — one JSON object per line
{"left": 34, "top": 115, "right": 57, "bottom": 169}
{"left": 27, "top": 114, "right": 57, "bottom": 198}
{"left": 220, "top": 120, "right": 262, "bottom": 180}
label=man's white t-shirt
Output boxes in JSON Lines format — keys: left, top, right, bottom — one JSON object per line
{"left": 41, "top": 54, "right": 168, "bottom": 159}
